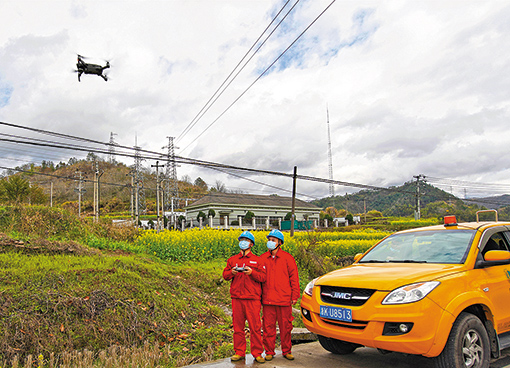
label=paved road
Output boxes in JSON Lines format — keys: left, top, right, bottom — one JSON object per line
{"left": 184, "top": 341, "right": 510, "bottom": 368}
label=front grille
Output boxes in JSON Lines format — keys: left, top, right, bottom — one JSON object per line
{"left": 320, "top": 285, "right": 376, "bottom": 306}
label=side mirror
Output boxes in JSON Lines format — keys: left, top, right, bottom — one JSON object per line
{"left": 484, "top": 250, "right": 510, "bottom": 262}
{"left": 354, "top": 253, "right": 363, "bottom": 262}
{"left": 476, "top": 250, "right": 510, "bottom": 268}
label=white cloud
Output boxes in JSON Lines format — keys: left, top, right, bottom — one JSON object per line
{"left": 1, "top": 0, "right": 510, "bottom": 199}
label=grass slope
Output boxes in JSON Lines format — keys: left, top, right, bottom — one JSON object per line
{"left": 0, "top": 235, "right": 233, "bottom": 367}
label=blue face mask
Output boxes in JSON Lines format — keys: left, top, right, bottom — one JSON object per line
{"left": 239, "top": 240, "right": 251, "bottom": 250}
{"left": 267, "top": 240, "right": 277, "bottom": 250}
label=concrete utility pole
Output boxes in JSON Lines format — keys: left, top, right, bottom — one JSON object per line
{"left": 151, "top": 161, "right": 165, "bottom": 232}
{"left": 94, "top": 162, "right": 104, "bottom": 222}
{"left": 75, "top": 171, "right": 85, "bottom": 216}
{"left": 414, "top": 174, "right": 426, "bottom": 220}
{"left": 290, "top": 166, "right": 297, "bottom": 237}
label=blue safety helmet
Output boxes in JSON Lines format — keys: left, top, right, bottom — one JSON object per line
{"left": 238, "top": 231, "right": 255, "bottom": 244}
{"left": 267, "top": 229, "right": 284, "bottom": 244}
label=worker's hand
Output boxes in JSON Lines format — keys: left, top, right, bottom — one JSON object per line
{"left": 292, "top": 299, "right": 298, "bottom": 305}
{"left": 231, "top": 268, "right": 238, "bottom": 275}
{"left": 243, "top": 266, "right": 253, "bottom": 276}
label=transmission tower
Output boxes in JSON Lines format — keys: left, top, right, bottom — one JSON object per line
{"left": 327, "top": 107, "right": 335, "bottom": 197}
{"left": 108, "top": 132, "right": 118, "bottom": 163}
{"left": 162, "top": 136, "right": 179, "bottom": 212}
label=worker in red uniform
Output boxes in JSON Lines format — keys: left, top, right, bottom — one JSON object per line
{"left": 261, "top": 229, "right": 300, "bottom": 361}
{"left": 223, "top": 231, "right": 266, "bottom": 364}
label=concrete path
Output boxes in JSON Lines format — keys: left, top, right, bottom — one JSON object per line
{"left": 183, "top": 341, "right": 510, "bottom": 368}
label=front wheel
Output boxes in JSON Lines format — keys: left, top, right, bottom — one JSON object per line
{"left": 434, "top": 312, "right": 490, "bottom": 368}
{"left": 318, "top": 335, "right": 360, "bottom": 355}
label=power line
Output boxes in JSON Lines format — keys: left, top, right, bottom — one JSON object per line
{"left": 179, "top": 0, "right": 337, "bottom": 154}
{"left": 4, "top": 121, "right": 510, "bottom": 206}
{"left": 176, "top": 0, "right": 297, "bottom": 143}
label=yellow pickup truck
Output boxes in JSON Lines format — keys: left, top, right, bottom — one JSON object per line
{"left": 301, "top": 211, "right": 510, "bottom": 368}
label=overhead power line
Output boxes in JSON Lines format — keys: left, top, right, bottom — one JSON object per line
{"left": 4, "top": 121, "right": 510, "bottom": 206}
{"left": 179, "top": 0, "right": 337, "bottom": 154}
{"left": 176, "top": 0, "right": 297, "bottom": 143}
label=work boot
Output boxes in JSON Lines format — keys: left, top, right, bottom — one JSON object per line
{"left": 230, "top": 354, "right": 245, "bottom": 362}
{"left": 264, "top": 354, "right": 273, "bottom": 361}
{"left": 255, "top": 356, "right": 266, "bottom": 363}
{"left": 284, "top": 353, "right": 295, "bottom": 360}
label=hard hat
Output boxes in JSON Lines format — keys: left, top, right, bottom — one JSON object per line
{"left": 238, "top": 231, "right": 255, "bottom": 244}
{"left": 267, "top": 229, "right": 284, "bottom": 244}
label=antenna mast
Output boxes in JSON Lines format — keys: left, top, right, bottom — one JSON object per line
{"left": 327, "top": 107, "right": 334, "bottom": 196}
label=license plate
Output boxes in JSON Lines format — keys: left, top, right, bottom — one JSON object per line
{"left": 320, "top": 305, "right": 352, "bottom": 322}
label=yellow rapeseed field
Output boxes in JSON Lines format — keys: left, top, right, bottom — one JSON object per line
{"left": 136, "top": 228, "right": 390, "bottom": 262}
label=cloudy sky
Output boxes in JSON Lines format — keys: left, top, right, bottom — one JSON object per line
{"left": 1, "top": 0, "right": 510, "bottom": 200}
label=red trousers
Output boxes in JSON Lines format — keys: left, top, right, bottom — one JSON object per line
{"left": 232, "top": 298, "right": 263, "bottom": 357}
{"left": 263, "top": 305, "right": 294, "bottom": 355}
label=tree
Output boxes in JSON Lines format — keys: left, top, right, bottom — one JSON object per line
{"left": 210, "top": 180, "right": 227, "bottom": 193}
{"left": 284, "top": 212, "right": 293, "bottom": 221}
{"left": 244, "top": 211, "right": 255, "bottom": 224}
{"left": 194, "top": 177, "right": 208, "bottom": 190}
{"left": 181, "top": 175, "right": 192, "bottom": 184}
{"left": 324, "top": 206, "right": 339, "bottom": 218}
{"left": 208, "top": 209, "right": 216, "bottom": 218}
{"left": 197, "top": 211, "right": 207, "bottom": 222}
{"left": 0, "top": 176, "right": 31, "bottom": 204}
{"left": 86, "top": 152, "right": 100, "bottom": 162}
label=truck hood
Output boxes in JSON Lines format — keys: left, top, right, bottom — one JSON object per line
{"left": 316, "top": 263, "right": 464, "bottom": 291}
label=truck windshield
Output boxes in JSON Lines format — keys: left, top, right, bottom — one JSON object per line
{"left": 359, "top": 230, "right": 476, "bottom": 264}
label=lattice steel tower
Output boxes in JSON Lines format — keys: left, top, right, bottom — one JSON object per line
{"left": 163, "top": 136, "right": 179, "bottom": 211}
{"left": 108, "top": 132, "right": 118, "bottom": 163}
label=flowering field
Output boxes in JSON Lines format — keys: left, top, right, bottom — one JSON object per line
{"left": 135, "top": 228, "right": 391, "bottom": 262}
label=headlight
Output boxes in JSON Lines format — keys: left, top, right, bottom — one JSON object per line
{"left": 382, "top": 281, "right": 440, "bottom": 305}
{"left": 304, "top": 278, "right": 317, "bottom": 296}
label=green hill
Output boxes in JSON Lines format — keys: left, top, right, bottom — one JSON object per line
{"left": 312, "top": 181, "right": 456, "bottom": 216}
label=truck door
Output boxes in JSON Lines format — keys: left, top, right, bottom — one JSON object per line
{"left": 480, "top": 231, "right": 510, "bottom": 333}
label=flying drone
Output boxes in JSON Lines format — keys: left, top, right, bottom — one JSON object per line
{"left": 74, "top": 54, "right": 110, "bottom": 82}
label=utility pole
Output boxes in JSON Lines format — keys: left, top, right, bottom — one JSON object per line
{"left": 75, "top": 171, "right": 85, "bottom": 217}
{"left": 50, "top": 182, "right": 53, "bottom": 208}
{"left": 151, "top": 161, "right": 165, "bottom": 232}
{"left": 290, "top": 166, "right": 297, "bottom": 237}
{"left": 414, "top": 174, "right": 426, "bottom": 220}
{"left": 132, "top": 136, "right": 145, "bottom": 226}
{"left": 127, "top": 170, "right": 135, "bottom": 223}
{"left": 94, "top": 162, "right": 103, "bottom": 222}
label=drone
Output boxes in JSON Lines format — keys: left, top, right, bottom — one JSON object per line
{"left": 75, "top": 54, "right": 110, "bottom": 82}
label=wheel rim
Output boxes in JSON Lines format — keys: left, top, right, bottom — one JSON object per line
{"left": 462, "top": 328, "right": 483, "bottom": 368}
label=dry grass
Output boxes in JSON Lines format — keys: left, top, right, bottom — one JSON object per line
{"left": 0, "top": 341, "right": 217, "bottom": 367}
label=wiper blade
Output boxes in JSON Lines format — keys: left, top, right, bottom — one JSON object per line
{"left": 387, "top": 260, "right": 428, "bottom": 263}
{"left": 359, "top": 260, "right": 387, "bottom": 263}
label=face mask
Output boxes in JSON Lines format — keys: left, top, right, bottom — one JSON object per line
{"left": 239, "top": 240, "right": 251, "bottom": 250}
{"left": 267, "top": 240, "right": 277, "bottom": 250}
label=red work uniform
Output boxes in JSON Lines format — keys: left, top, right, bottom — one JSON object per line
{"left": 223, "top": 252, "right": 266, "bottom": 358}
{"left": 261, "top": 249, "right": 300, "bottom": 356}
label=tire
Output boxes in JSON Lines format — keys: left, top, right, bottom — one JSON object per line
{"left": 318, "top": 335, "right": 359, "bottom": 355}
{"left": 434, "top": 312, "right": 490, "bottom": 368}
